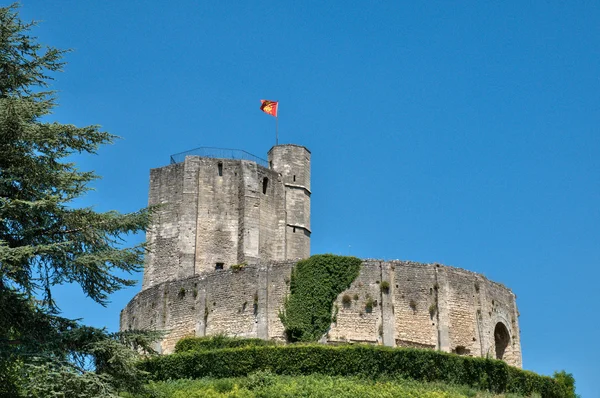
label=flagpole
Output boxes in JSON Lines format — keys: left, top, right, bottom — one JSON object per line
{"left": 276, "top": 115, "right": 279, "bottom": 146}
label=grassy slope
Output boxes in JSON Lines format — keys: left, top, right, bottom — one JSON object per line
{"left": 127, "top": 373, "right": 533, "bottom": 398}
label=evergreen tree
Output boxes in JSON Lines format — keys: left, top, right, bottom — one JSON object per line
{"left": 0, "top": 4, "right": 159, "bottom": 396}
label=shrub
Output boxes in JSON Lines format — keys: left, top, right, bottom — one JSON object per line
{"left": 231, "top": 262, "right": 247, "bottom": 272}
{"left": 140, "top": 344, "right": 572, "bottom": 397}
{"left": 429, "top": 303, "right": 437, "bottom": 317}
{"left": 341, "top": 294, "right": 352, "bottom": 308}
{"left": 365, "top": 297, "right": 375, "bottom": 313}
{"left": 137, "top": 374, "right": 534, "bottom": 398}
{"left": 380, "top": 281, "right": 390, "bottom": 293}
{"left": 409, "top": 299, "right": 417, "bottom": 311}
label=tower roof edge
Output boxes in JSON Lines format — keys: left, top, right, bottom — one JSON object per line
{"left": 268, "top": 144, "right": 311, "bottom": 154}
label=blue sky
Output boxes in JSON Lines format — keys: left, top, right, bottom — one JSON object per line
{"left": 18, "top": 1, "right": 599, "bottom": 396}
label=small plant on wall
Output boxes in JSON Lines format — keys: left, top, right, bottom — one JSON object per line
{"left": 429, "top": 303, "right": 437, "bottom": 318}
{"left": 341, "top": 294, "right": 352, "bottom": 308}
{"left": 380, "top": 281, "right": 390, "bottom": 294}
{"left": 231, "top": 262, "right": 247, "bottom": 272}
{"left": 365, "top": 296, "right": 375, "bottom": 313}
{"left": 409, "top": 299, "right": 417, "bottom": 313}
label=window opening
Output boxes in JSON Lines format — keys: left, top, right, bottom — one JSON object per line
{"left": 293, "top": 175, "right": 296, "bottom": 182}
{"left": 218, "top": 162, "right": 223, "bottom": 176}
{"left": 215, "top": 262, "right": 224, "bottom": 270}
{"left": 262, "top": 177, "right": 268, "bottom": 194}
{"left": 293, "top": 227, "right": 296, "bottom": 233}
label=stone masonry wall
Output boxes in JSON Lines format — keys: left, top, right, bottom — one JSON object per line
{"left": 122, "top": 260, "right": 521, "bottom": 367}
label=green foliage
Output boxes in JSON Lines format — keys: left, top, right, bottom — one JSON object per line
{"left": 409, "top": 299, "right": 417, "bottom": 311}
{"left": 0, "top": 4, "right": 159, "bottom": 396}
{"left": 380, "top": 280, "right": 390, "bottom": 293}
{"left": 429, "top": 303, "right": 437, "bottom": 317}
{"left": 341, "top": 294, "right": 352, "bottom": 307}
{"left": 127, "top": 374, "right": 535, "bottom": 398}
{"left": 140, "top": 344, "right": 575, "bottom": 397}
{"left": 552, "top": 371, "right": 578, "bottom": 397}
{"left": 279, "top": 254, "right": 362, "bottom": 342}
{"left": 230, "top": 262, "right": 247, "bottom": 272}
{"left": 365, "top": 295, "right": 375, "bottom": 313}
{"left": 174, "top": 335, "right": 277, "bottom": 353}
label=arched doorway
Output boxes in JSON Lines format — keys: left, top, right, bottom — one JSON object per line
{"left": 494, "top": 322, "right": 510, "bottom": 360}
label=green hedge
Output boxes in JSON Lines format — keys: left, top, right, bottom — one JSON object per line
{"left": 174, "top": 335, "right": 277, "bottom": 353}
{"left": 140, "top": 344, "right": 573, "bottom": 397}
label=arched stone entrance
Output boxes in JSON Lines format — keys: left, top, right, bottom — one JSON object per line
{"left": 494, "top": 322, "right": 510, "bottom": 360}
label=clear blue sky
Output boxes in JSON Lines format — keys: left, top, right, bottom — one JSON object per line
{"left": 18, "top": 1, "right": 599, "bottom": 396}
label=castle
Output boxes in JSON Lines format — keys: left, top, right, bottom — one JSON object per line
{"left": 120, "top": 144, "right": 522, "bottom": 368}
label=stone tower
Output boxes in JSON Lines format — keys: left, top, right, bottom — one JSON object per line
{"left": 268, "top": 144, "right": 311, "bottom": 259}
{"left": 141, "top": 145, "right": 311, "bottom": 290}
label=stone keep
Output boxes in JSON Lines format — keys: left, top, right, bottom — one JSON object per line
{"left": 121, "top": 144, "right": 522, "bottom": 368}
{"left": 141, "top": 144, "right": 311, "bottom": 289}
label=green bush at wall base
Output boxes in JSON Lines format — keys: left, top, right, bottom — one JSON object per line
{"left": 279, "top": 254, "right": 362, "bottom": 342}
{"left": 139, "top": 345, "right": 574, "bottom": 398}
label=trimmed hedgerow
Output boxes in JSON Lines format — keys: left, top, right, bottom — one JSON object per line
{"left": 279, "top": 254, "right": 362, "bottom": 342}
{"left": 128, "top": 373, "right": 522, "bottom": 398}
{"left": 175, "top": 335, "right": 277, "bottom": 353}
{"left": 140, "top": 345, "right": 574, "bottom": 398}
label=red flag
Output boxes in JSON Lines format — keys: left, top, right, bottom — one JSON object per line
{"left": 260, "top": 100, "right": 278, "bottom": 117}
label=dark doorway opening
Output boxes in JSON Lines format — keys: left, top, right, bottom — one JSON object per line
{"left": 494, "top": 322, "right": 510, "bottom": 360}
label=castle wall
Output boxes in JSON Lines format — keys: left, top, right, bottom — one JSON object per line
{"left": 392, "top": 261, "right": 438, "bottom": 349}
{"left": 122, "top": 260, "right": 521, "bottom": 367}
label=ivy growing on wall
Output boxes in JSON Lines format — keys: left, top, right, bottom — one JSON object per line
{"left": 279, "top": 254, "right": 362, "bottom": 342}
